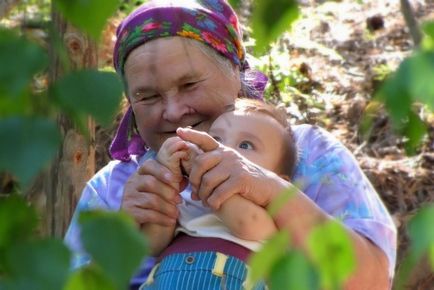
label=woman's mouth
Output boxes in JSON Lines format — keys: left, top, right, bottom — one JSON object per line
{"left": 163, "top": 121, "right": 203, "bottom": 134}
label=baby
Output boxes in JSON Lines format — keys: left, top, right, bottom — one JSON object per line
{"left": 144, "top": 98, "right": 298, "bottom": 256}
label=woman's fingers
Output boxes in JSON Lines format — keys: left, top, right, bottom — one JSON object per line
{"left": 206, "top": 177, "right": 241, "bottom": 210}
{"left": 138, "top": 158, "right": 180, "bottom": 185}
{"left": 133, "top": 171, "right": 180, "bottom": 204}
{"left": 130, "top": 206, "right": 177, "bottom": 226}
{"left": 122, "top": 158, "right": 183, "bottom": 226}
{"left": 177, "top": 127, "right": 219, "bottom": 152}
{"left": 188, "top": 150, "right": 222, "bottom": 194}
{"left": 195, "top": 166, "right": 230, "bottom": 206}
{"left": 121, "top": 188, "right": 179, "bottom": 226}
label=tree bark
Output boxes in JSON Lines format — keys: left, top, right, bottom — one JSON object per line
{"left": 0, "top": 0, "right": 20, "bottom": 19}
{"left": 27, "top": 8, "right": 97, "bottom": 238}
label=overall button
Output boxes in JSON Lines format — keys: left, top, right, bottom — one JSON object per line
{"left": 185, "top": 255, "right": 195, "bottom": 264}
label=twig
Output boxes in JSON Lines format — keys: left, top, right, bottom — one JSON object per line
{"left": 400, "top": 0, "right": 423, "bottom": 47}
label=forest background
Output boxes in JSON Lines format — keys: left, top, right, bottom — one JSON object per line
{"left": 0, "top": 0, "right": 433, "bottom": 289}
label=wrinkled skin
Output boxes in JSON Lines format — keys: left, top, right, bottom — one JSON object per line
{"left": 121, "top": 37, "right": 240, "bottom": 228}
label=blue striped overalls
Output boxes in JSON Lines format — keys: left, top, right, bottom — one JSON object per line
{"left": 139, "top": 251, "right": 266, "bottom": 290}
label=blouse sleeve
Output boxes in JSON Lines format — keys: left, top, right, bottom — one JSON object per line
{"left": 63, "top": 154, "right": 156, "bottom": 286}
{"left": 292, "top": 125, "right": 397, "bottom": 278}
{"left": 63, "top": 171, "right": 112, "bottom": 269}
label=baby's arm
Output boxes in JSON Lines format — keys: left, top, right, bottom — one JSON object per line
{"left": 141, "top": 137, "right": 188, "bottom": 256}
{"left": 178, "top": 141, "right": 276, "bottom": 241}
{"left": 216, "top": 195, "right": 277, "bottom": 241}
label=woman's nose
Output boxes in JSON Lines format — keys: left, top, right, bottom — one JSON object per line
{"left": 162, "top": 97, "right": 192, "bottom": 123}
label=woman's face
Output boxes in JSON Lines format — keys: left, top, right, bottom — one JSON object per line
{"left": 124, "top": 37, "right": 241, "bottom": 151}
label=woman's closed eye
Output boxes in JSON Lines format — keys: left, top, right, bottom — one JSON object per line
{"left": 181, "top": 81, "right": 199, "bottom": 91}
{"left": 133, "top": 91, "right": 160, "bottom": 104}
{"left": 212, "top": 136, "right": 222, "bottom": 143}
{"left": 181, "top": 78, "right": 205, "bottom": 91}
{"left": 239, "top": 140, "right": 254, "bottom": 150}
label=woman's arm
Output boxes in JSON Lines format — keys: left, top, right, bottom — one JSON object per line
{"left": 177, "top": 127, "right": 392, "bottom": 290}
{"left": 269, "top": 179, "right": 390, "bottom": 290}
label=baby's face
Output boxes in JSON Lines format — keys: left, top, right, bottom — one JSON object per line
{"left": 208, "top": 111, "right": 286, "bottom": 172}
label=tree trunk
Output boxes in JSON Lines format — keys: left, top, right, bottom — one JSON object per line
{"left": 0, "top": 0, "right": 20, "bottom": 19}
{"left": 27, "top": 8, "right": 97, "bottom": 238}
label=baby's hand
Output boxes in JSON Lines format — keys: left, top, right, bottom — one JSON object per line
{"left": 180, "top": 142, "right": 202, "bottom": 175}
{"left": 156, "top": 137, "right": 190, "bottom": 190}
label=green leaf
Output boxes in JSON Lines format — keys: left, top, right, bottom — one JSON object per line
{"left": 421, "top": 21, "right": 434, "bottom": 51}
{"left": 408, "top": 205, "right": 434, "bottom": 262}
{"left": 0, "top": 29, "right": 48, "bottom": 99}
{"left": 53, "top": 0, "right": 121, "bottom": 40}
{"left": 267, "top": 186, "right": 297, "bottom": 217}
{"left": 307, "top": 221, "right": 355, "bottom": 290}
{"left": 0, "top": 117, "right": 61, "bottom": 186}
{"left": 375, "top": 55, "right": 429, "bottom": 154}
{"left": 228, "top": 0, "right": 241, "bottom": 9}
{"left": 251, "top": 0, "right": 299, "bottom": 54}
{"left": 247, "top": 230, "right": 290, "bottom": 286}
{"left": 395, "top": 205, "right": 434, "bottom": 290}
{"left": 402, "top": 111, "right": 426, "bottom": 155}
{"left": 64, "top": 266, "right": 116, "bottom": 290}
{"left": 376, "top": 59, "right": 412, "bottom": 124}
{"left": 3, "top": 239, "right": 71, "bottom": 290}
{"left": 79, "top": 210, "right": 148, "bottom": 290}
{"left": 53, "top": 70, "right": 123, "bottom": 126}
{"left": 0, "top": 195, "right": 38, "bottom": 271}
{"left": 408, "top": 52, "right": 434, "bottom": 110}
{"left": 269, "top": 250, "right": 319, "bottom": 290}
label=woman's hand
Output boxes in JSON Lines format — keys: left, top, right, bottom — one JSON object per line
{"left": 176, "top": 127, "right": 288, "bottom": 210}
{"left": 121, "top": 158, "right": 182, "bottom": 227}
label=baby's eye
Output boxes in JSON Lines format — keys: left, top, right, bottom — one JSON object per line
{"left": 239, "top": 141, "right": 254, "bottom": 150}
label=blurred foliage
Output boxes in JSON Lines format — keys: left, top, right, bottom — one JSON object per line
{"left": 248, "top": 230, "right": 291, "bottom": 286}
{"left": 248, "top": 220, "right": 355, "bottom": 290}
{"left": 307, "top": 221, "right": 355, "bottom": 290}
{"left": 7, "top": 0, "right": 51, "bottom": 22}
{"left": 0, "top": 196, "right": 70, "bottom": 290}
{"left": 251, "top": 0, "right": 299, "bottom": 55}
{"left": 0, "top": 196, "right": 148, "bottom": 290}
{"left": 119, "top": 0, "right": 147, "bottom": 15}
{"left": 0, "top": 117, "right": 60, "bottom": 186}
{"left": 53, "top": 70, "right": 123, "bottom": 127}
{"left": 0, "top": 30, "right": 47, "bottom": 99}
{"left": 364, "top": 20, "right": 434, "bottom": 155}
{"left": 394, "top": 205, "right": 434, "bottom": 290}
{"left": 372, "top": 63, "right": 394, "bottom": 83}
{"left": 52, "top": 0, "right": 121, "bottom": 40}
{"left": 78, "top": 211, "right": 148, "bottom": 290}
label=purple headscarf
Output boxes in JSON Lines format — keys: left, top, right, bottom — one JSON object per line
{"left": 110, "top": 0, "right": 268, "bottom": 161}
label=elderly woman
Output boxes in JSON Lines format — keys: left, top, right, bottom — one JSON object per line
{"left": 64, "top": 0, "right": 396, "bottom": 289}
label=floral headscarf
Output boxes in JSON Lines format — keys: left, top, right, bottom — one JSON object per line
{"left": 110, "top": 0, "right": 267, "bottom": 161}
{"left": 114, "top": 0, "right": 245, "bottom": 74}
